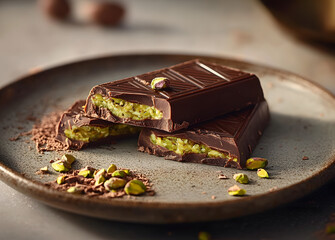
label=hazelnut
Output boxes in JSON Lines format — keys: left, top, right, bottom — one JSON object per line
{"left": 39, "top": 0, "right": 71, "bottom": 20}
{"left": 87, "top": 2, "right": 125, "bottom": 27}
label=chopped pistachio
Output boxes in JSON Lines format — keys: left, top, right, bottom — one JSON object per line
{"left": 104, "top": 177, "right": 127, "bottom": 191}
{"left": 122, "top": 169, "right": 131, "bottom": 175}
{"left": 51, "top": 160, "right": 70, "bottom": 172}
{"left": 124, "top": 180, "right": 146, "bottom": 195}
{"left": 326, "top": 224, "right": 335, "bottom": 234}
{"left": 91, "top": 94, "right": 163, "bottom": 120}
{"left": 64, "top": 124, "right": 139, "bottom": 142}
{"left": 112, "top": 170, "right": 126, "bottom": 178}
{"left": 198, "top": 231, "right": 211, "bottom": 240}
{"left": 57, "top": 175, "right": 66, "bottom": 185}
{"left": 95, "top": 168, "right": 106, "bottom": 177}
{"left": 228, "top": 185, "right": 246, "bottom": 196}
{"left": 150, "top": 133, "right": 231, "bottom": 160}
{"left": 94, "top": 169, "right": 106, "bottom": 185}
{"left": 233, "top": 173, "right": 249, "bottom": 184}
{"left": 61, "top": 154, "right": 76, "bottom": 165}
{"left": 246, "top": 157, "right": 268, "bottom": 170}
{"left": 151, "top": 77, "right": 169, "bottom": 90}
{"left": 95, "top": 175, "right": 105, "bottom": 185}
{"left": 67, "top": 186, "right": 82, "bottom": 194}
{"left": 78, "top": 168, "right": 93, "bottom": 178}
{"left": 107, "top": 164, "right": 117, "bottom": 174}
{"left": 257, "top": 168, "right": 269, "bottom": 178}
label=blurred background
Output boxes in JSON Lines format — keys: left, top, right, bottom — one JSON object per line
{"left": 1, "top": 0, "right": 335, "bottom": 94}
{"left": 1, "top": 0, "right": 335, "bottom": 239}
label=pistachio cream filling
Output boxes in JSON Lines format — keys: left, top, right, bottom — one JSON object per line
{"left": 64, "top": 124, "right": 139, "bottom": 142}
{"left": 91, "top": 94, "right": 163, "bottom": 120}
{"left": 150, "top": 134, "right": 237, "bottom": 161}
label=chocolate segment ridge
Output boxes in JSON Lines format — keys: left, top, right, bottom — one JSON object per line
{"left": 85, "top": 59, "right": 265, "bottom": 132}
{"left": 138, "top": 101, "right": 270, "bottom": 169}
{"left": 56, "top": 100, "right": 140, "bottom": 150}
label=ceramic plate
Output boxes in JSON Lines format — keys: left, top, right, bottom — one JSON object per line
{"left": 0, "top": 54, "right": 334, "bottom": 223}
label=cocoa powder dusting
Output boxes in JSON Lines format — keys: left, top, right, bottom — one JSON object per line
{"left": 45, "top": 169, "right": 155, "bottom": 198}
{"left": 26, "top": 111, "right": 69, "bottom": 152}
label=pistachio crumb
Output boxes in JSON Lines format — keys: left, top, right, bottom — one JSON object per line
{"left": 257, "top": 168, "right": 269, "bottom": 178}
{"left": 198, "top": 231, "right": 211, "bottom": 240}
{"left": 326, "top": 224, "right": 335, "bottom": 234}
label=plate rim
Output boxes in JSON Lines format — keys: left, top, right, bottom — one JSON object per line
{"left": 1, "top": 53, "right": 335, "bottom": 223}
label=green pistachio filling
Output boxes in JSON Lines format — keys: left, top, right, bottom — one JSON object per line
{"left": 64, "top": 124, "right": 139, "bottom": 142}
{"left": 150, "top": 133, "right": 236, "bottom": 160}
{"left": 91, "top": 94, "right": 163, "bottom": 120}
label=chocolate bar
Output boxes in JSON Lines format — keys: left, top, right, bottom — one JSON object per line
{"left": 138, "top": 101, "right": 269, "bottom": 169}
{"left": 85, "top": 59, "right": 264, "bottom": 132}
{"left": 56, "top": 100, "right": 140, "bottom": 150}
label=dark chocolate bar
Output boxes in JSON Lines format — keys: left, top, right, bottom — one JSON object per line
{"left": 85, "top": 59, "right": 265, "bottom": 132}
{"left": 56, "top": 100, "right": 140, "bottom": 150}
{"left": 138, "top": 101, "right": 269, "bottom": 169}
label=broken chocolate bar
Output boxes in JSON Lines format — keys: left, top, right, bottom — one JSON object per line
{"left": 85, "top": 59, "right": 265, "bottom": 132}
{"left": 138, "top": 101, "right": 269, "bottom": 169}
{"left": 56, "top": 100, "right": 140, "bottom": 150}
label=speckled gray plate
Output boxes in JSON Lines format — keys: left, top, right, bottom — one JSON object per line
{"left": 0, "top": 54, "right": 334, "bottom": 223}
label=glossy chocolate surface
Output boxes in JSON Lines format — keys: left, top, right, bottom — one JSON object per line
{"left": 85, "top": 59, "right": 264, "bottom": 132}
{"left": 138, "top": 101, "right": 270, "bottom": 169}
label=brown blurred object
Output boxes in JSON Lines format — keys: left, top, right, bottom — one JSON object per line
{"left": 260, "top": 0, "right": 335, "bottom": 43}
{"left": 39, "top": 0, "right": 71, "bottom": 21}
{"left": 87, "top": 2, "right": 125, "bottom": 27}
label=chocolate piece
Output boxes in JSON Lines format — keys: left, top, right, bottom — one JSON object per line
{"left": 138, "top": 101, "right": 269, "bottom": 169}
{"left": 85, "top": 59, "right": 265, "bottom": 132}
{"left": 56, "top": 100, "right": 140, "bottom": 150}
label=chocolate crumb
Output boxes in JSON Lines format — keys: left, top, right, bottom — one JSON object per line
{"left": 302, "top": 156, "right": 309, "bottom": 160}
{"left": 26, "top": 115, "right": 37, "bottom": 122}
{"left": 9, "top": 134, "right": 21, "bottom": 141}
{"left": 35, "top": 167, "right": 49, "bottom": 175}
{"left": 24, "top": 111, "right": 69, "bottom": 153}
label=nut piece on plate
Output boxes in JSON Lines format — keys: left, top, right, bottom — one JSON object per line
{"left": 86, "top": 2, "right": 125, "bottom": 27}
{"left": 124, "top": 180, "right": 146, "bottom": 195}
{"left": 107, "top": 164, "right": 117, "bottom": 173}
{"left": 94, "top": 168, "right": 107, "bottom": 185}
{"left": 51, "top": 154, "right": 76, "bottom": 172}
{"left": 246, "top": 157, "right": 268, "bottom": 170}
{"left": 112, "top": 170, "right": 127, "bottom": 178}
{"left": 57, "top": 175, "right": 66, "bottom": 185}
{"left": 67, "top": 186, "right": 83, "bottom": 194}
{"left": 233, "top": 173, "right": 249, "bottom": 184}
{"left": 104, "top": 177, "right": 127, "bottom": 191}
{"left": 257, "top": 168, "right": 269, "bottom": 178}
{"left": 228, "top": 185, "right": 246, "bottom": 196}
{"left": 39, "top": 0, "right": 71, "bottom": 20}
{"left": 78, "top": 166, "right": 95, "bottom": 178}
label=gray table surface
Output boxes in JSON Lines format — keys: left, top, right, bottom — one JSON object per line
{"left": 1, "top": 0, "right": 335, "bottom": 239}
